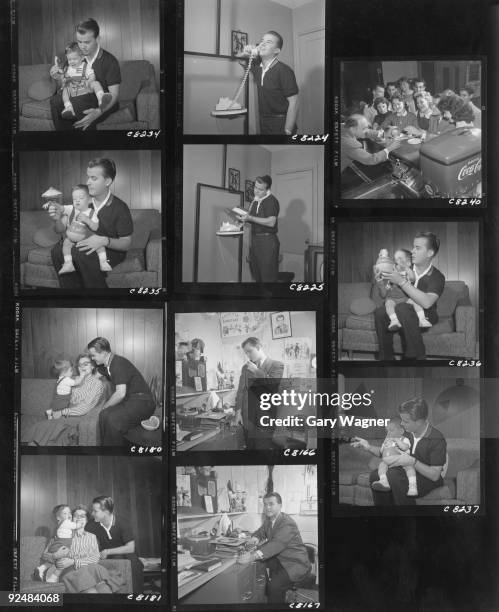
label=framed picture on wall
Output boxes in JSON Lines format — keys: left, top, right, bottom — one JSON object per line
{"left": 228, "top": 168, "right": 240, "bottom": 192}
{"left": 271, "top": 311, "right": 292, "bottom": 339}
{"left": 245, "top": 180, "right": 255, "bottom": 203}
{"left": 231, "top": 30, "right": 248, "bottom": 56}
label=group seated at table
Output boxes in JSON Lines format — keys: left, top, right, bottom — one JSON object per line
{"left": 348, "top": 77, "right": 481, "bottom": 140}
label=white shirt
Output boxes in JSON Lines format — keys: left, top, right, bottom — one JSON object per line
{"left": 259, "top": 57, "right": 279, "bottom": 86}
{"left": 57, "top": 375, "right": 78, "bottom": 396}
{"left": 57, "top": 518, "right": 78, "bottom": 539}
{"left": 411, "top": 421, "right": 430, "bottom": 454}
{"left": 92, "top": 189, "right": 112, "bottom": 217}
{"left": 414, "top": 263, "right": 433, "bottom": 288}
{"left": 251, "top": 190, "right": 271, "bottom": 215}
{"left": 85, "top": 45, "right": 101, "bottom": 69}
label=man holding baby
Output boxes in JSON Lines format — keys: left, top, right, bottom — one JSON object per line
{"left": 49, "top": 18, "right": 121, "bottom": 131}
{"left": 47, "top": 157, "right": 134, "bottom": 289}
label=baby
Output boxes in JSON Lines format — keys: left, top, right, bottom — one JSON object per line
{"left": 371, "top": 419, "right": 418, "bottom": 497}
{"left": 44, "top": 184, "right": 112, "bottom": 275}
{"left": 374, "top": 248, "right": 432, "bottom": 331}
{"left": 45, "top": 359, "right": 83, "bottom": 420}
{"left": 58, "top": 42, "right": 112, "bottom": 119}
{"left": 35, "top": 505, "right": 76, "bottom": 582}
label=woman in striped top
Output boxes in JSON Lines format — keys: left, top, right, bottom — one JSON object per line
{"left": 40, "top": 506, "right": 124, "bottom": 593}
{"left": 22, "top": 354, "right": 106, "bottom": 446}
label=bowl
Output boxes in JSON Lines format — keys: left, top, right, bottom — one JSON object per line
{"left": 141, "top": 415, "right": 160, "bottom": 431}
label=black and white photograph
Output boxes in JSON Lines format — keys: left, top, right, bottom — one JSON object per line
{"left": 176, "top": 464, "right": 318, "bottom": 605}
{"left": 337, "top": 220, "right": 480, "bottom": 361}
{"left": 19, "top": 151, "right": 162, "bottom": 290}
{"left": 175, "top": 310, "right": 317, "bottom": 451}
{"left": 17, "top": 0, "right": 160, "bottom": 131}
{"left": 183, "top": 0, "right": 325, "bottom": 135}
{"left": 20, "top": 307, "right": 164, "bottom": 447}
{"left": 337, "top": 367, "right": 480, "bottom": 509}
{"left": 19, "top": 455, "right": 162, "bottom": 594}
{"left": 182, "top": 145, "right": 324, "bottom": 284}
{"left": 339, "top": 59, "right": 483, "bottom": 199}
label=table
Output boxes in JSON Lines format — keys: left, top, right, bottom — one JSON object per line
{"left": 367, "top": 136, "right": 422, "bottom": 168}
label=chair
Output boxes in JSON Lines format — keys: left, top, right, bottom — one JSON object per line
{"left": 286, "top": 543, "right": 319, "bottom": 604}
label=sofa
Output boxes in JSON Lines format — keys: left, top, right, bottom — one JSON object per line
{"left": 20, "top": 209, "right": 162, "bottom": 288}
{"left": 21, "top": 379, "right": 109, "bottom": 446}
{"left": 21, "top": 378, "right": 163, "bottom": 446}
{"left": 339, "top": 438, "right": 480, "bottom": 506}
{"left": 338, "top": 280, "right": 477, "bottom": 359}
{"left": 19, "top": 60, "right": 159, "bottom": 131}
{"left": 20, "top": 535, "right": 132, "bottom": 593}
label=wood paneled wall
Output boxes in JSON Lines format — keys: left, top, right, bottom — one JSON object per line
{"left": 22, "top": 308, "right": 163, "bottom": 385}
{"left": 338, "top": 221, "right": 480, "bottom": 307}
{"left": 18, "top": 0, "right": 160, "bottom": 86}
{"left": 20, "top": 150, "right": 161, "bottom": 212}
{"left": 21, "top": 456, "right": 162, "bottom": 556}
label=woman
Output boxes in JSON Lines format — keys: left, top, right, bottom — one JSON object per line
{"left": 40, "top": 506, "right": 124, "bottom": 593}
{"left": 22, "top": 353, "right": 107, "bottom": 446}
{"left": 398, "top": 77, "right": 416, "bottom": 113}
{"left": 372, "top": 96, "right": 393, "bottom": 130}
{"left": 405, "top": 92, "right": 443, "bottom": 138}
{"left": 381, "top": 95, "right": 418, "bottom": 132}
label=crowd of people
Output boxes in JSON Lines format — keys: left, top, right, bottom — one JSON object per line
{"left": 341, "top": 76, "right": 481, "bottom": 178}
{"left": 356, "top": 77, "right": 481, "bottom": 135}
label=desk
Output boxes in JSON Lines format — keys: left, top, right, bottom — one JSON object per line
{"left": 179, "top": 558, "right": 267, "bottom": 605}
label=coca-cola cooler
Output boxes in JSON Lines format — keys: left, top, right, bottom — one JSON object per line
{"left": 419, "top": 127, "right": 482, "bottom": 197}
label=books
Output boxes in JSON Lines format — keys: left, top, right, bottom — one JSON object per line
{"left": 193, "top": 557, "right": 223, "bottom": 572}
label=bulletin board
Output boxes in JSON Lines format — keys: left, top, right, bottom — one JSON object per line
{"left": 194, "top": 184, "right": 245, "bottom": 282}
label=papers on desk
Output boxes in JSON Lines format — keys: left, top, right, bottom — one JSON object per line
{"left": 178, "top": 569, "right": 202, "bottom": 586}
{"left": 199, "top": 412, "right": 226, "bottom": 421}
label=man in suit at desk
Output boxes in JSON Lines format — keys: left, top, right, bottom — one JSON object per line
{"left": 235, "top": 337, "right": 284, "bottom": 449}
{"left": 248, "top": 492, "right": 311, "bottom": 603}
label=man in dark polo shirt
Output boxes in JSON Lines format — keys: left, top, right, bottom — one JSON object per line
{"left": 374, "top": 232, "right": 445, "bottom": 360}
{"left": 354, "top": 397, "right": 447, "bottom": 505}
{"left": 242, "top": 31, "right": 298, "bottom": 135}
{"left": 87, "top": 337, "right": 155, "bottom": 446}
{"left": 86, "top": 495, "right": 144, "bottom": 593}
{"left": 49, "top": 18, "right": 121, "bottom": 130}
{"left": 48, "top": 157, "right": 133, "bottom": 289}
{"left": 237, "top": 175, "right": 280, "bottom": 282}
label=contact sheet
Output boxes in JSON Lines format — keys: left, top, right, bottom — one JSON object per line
{"left": 2, "top": 0, "right": 499, "bottom": 611}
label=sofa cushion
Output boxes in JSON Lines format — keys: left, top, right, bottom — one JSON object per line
{"left": 424, "top": 316, "right": 455, "bottom": 334}
{"left": 350, "top": 297, "right": 377, "bottom": 316}
{"left": 27, "top": 247, "right": 54, "bottom": 266}
{"left": 33, "top": 227, "right": 60, "bottom": 248}
{"left": 119, "top": 61, "right": 152, "bottom": 102}
{"left": 112, "top": 248, "right": 145, "bottom": 273}
{"left": 28, "top": 78, "right": 56, "bottom": 101}
{"left": 436, "top": 285, "right": 460, "bottom": 318}
{"left": 345, "top": 314, "right": 375, "bottom": 332}
{"left": 21, "top": 99, "right": 52, "bottom": 120}
{"left": 338, "top": 283, "right": 372, "bottom": 315}
{"left": 100, "top": 102, "right": 135, "bottom": 125}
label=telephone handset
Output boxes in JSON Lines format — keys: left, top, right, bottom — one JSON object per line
{"left": 211, "top": 43, "right": 262, "bottom": 117}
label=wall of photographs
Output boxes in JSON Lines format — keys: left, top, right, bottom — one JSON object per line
{"left": 5, "top": 0, "right": 498, "bottom": 610}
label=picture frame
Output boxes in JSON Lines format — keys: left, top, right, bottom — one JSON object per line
{"left": 231, "top": 30, "right": 248, "bottom": 56}
{"left": 245, "top": 179, "right": 255, "bottom": 203}
{"left": 228, "top": 168, "right": 240, "bottom": 192}
{"left": 270, "top": 311, "right": 292, "bottom": 339}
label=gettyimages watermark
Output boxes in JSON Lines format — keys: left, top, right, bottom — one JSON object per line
{"left": 247, "top": 378, "right": 488, "bottom": 440}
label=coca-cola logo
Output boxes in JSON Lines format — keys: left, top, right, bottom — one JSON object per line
{"left": 458, "top": 156, "right": 481, "bottom": 181}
